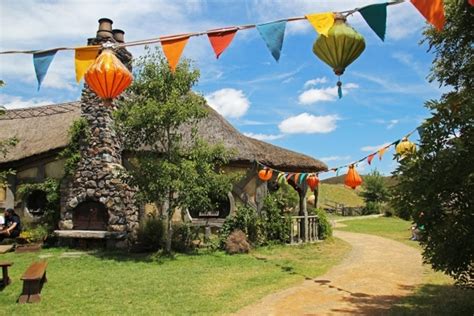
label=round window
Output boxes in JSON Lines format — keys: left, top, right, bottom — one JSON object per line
{"left": 25, "top": 190, "right": 48, "bottom": 216}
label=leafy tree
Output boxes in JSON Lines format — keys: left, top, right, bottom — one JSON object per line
{"left": 115, "top": 47, "right": 233, "bottom": 253}
{"left": 361, "top": 170, "right": 390, "bottom": 204}
{"left": 391, "top": 1, "right": 473, "bottom": 286}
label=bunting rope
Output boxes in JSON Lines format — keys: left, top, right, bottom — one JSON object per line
{"left": 0, "top": 1, "right": 407, "bottom": 56}
{"left": 0, "top": 0, "right": 448, "bottom": 90}
{"left": 256, "top": 125, "right": 420, "bottom": 176}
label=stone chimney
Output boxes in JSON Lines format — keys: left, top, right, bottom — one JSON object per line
{"left": 58, "top": 18, "right": 138, "bottom": 249}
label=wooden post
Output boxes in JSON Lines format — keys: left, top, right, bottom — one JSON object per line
{"left": 314, "top": 186, "right": 319, "bottom": 209}
{"left": 298, "top": 186, "right": 308, "bottom": 242}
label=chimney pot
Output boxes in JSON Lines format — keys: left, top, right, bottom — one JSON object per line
{"left": 97, "top": 18, "right": 114, "bottom": 39}
{"left": 112, "top": 29, "right": 125, "bottom": 43}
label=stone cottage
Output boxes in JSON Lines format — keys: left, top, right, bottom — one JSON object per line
{"left": 0, "top": 19, "right": 327, "bottom": 248}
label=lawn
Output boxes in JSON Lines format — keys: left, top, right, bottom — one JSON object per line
{"left": 318, "top": 183, "right": 364, "bottom": 209}
{"left": 336, "top": 216, "right": 474, "bottom": 315}
{"left": 0, "top": 238, "right": 350, "bottom": 315}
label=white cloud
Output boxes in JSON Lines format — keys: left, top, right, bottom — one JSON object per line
{"left": 361, "top": 142, "right": 391, "bottom": 152}
{"left": 304, "top": 77, "right": 327, "bottom": 88}
{"left": 0, "top": 94, "right": 53, "bottom": 109}
{"left": 278, "top": 113, "right": 339, "bottom": 134}
{"left": 375, "top": 118, "right": 400, "bottom": 129}
{"left": 243, "top": 132, "right": 284, "bottom": 141}
{"left": 320, "top": 155, "right": 351, "bottom": 163}
{"left": 205, "top": 88, "right": 250, "bottom": 119}
{"left": 298, "top": 83, "right": 359, "bottom": 105}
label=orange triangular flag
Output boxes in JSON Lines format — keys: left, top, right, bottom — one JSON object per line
{"left": 411, "top": 0, "right": 445, "bottom": 31}
{"left": 207, "top": 28, "right": 238, "bottom": 58}
{"left": 161, "top": 36, "right": 189, "bottom": 72}
{"left": 378, "top": 147, "right": 387, "bottom": 160}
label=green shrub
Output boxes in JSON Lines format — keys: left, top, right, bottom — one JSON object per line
{"left": 261, "top": 194, "right": 290, "bottom": 244}
{"left": 313, "top": 208, "right": 333, "bottom": 240}
{"left": 137, "top": 217, "right": 165, "bottom": 251}
{"left": 19, "top": 224, "right": 49, "bottom": 244}
{"left": 219, "top": 205, "right": 263, "bottom": 248}
{"left": 171, "top": 222, "right": 198, "bottom": 253}
{"left": 362, "top": 201, "right": 382, "bottom": 215}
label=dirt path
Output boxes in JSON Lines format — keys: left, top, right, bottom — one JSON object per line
{"left": 236, "top": 230, "right": 423, "bottom": 315}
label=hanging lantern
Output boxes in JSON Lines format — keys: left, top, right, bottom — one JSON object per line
{"left": 84, "top": 49, "right": 133, "bottom": 104}
{"left": 258, "top": 168, "right": 273, "bottom": 181}
{"left": 344, "top": 165, "right": 362, "bottom": 190}
{"left": 306, "top": 174, "right": 320, "bottom": 191}
{"left": 396, "top": 137, "right": 416, "bottom": 156}
{"left": 312, "top": 13, "right": 365, "bottom": 98}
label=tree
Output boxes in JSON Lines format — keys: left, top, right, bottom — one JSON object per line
{"left": 391, "top": 1, "right": 473, "bottom": 286}
{"left": 360, "top": 170, "right": 390, "bottom": 204}
{"left": 115, "top": 47, "right": 233, "bottom": 253}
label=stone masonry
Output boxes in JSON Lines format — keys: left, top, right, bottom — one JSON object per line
{"left": 58, "top": 21, "right": 139, "bottom": 248}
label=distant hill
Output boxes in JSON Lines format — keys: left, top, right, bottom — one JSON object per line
{"left": 318, "top": 183, "right": 364, "bottom": 209}
{"left": 321, "top": 175, "right": 398, "bottom": 187}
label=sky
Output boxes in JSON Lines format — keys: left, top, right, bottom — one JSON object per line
{"left": 0, "top": 0, "right": 444, "bottom": 178}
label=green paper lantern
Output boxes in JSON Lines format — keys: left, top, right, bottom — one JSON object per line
{"left": 312, "top": 14, "right": 365, "bottom": 98}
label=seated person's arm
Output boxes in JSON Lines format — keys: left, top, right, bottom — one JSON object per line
{"left": 5, "top": 222, "right": 17, "bottom": 235}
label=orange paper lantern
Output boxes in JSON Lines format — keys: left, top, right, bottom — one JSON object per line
{"left": 84, "top": 49, "right": 133, "bottom": 102}
{"left": 258, "top": 168, "right": 273, "bottom": 181}
{"left": 344, "top": 165, "right": 362, "bottom": 190}
{"left": 306, "top": 174, "right": 320, "bottom": 191}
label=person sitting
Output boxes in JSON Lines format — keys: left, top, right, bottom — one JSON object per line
{"left": 0, "top": 208, "right": 21, "bottom": 242}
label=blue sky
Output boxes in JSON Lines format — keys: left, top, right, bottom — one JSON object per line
{"left": 0, "top": 0, "right": 443, "bottom": 178}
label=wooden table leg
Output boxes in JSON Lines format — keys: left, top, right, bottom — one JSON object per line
{"left": 2, "top": 265, "right": 10, "bottom": 285}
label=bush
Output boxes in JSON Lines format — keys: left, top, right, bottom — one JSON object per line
{"left": 261, "top": 194, "right": 290, "bottom": 244}
{"left": 136, "top": 217, "right": 165, "bottom": 251}
{"left": 219, "top": 206, "right": 263, "bottom": 248}
{"left": 19, "top": 224, "right": 49, "bottom": 244}
{"left": 362, "top": 201, "right": 382, "bottom": 215}
{"left": 312, "top": 208, "right": 332, "bottom": 240}
{"left": 225, "top": 229, "right": 250, "bottom": 254}
{"left": 171, "top": 222, "right": 198, "bottom": 253}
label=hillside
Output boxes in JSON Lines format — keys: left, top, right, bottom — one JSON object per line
{"left": 321, "top": 175, "right": 398, "bottom": 187}
{"left": 317, "top": 183, "right": 365, "bottom": 209}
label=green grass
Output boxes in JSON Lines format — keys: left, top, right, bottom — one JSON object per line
{"left": 318, "top": 183, "right": 364, "bottom": 209}
{"left": 336, "top": 216, "right": 474, "bottom": 315}
{"left": 0, "top": 238, "right": 350, "bottom": 315}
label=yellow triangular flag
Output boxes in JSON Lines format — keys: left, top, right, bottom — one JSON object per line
{"left": 74, "top": 46, "right": 99, "bottom": 83}
{"left": 378, "top": 147, "right": 387, "bottom": 160}
{"left": 306, "top": 12, "right": 335, "bottom": 37}
{"left": 161, "top": 36, "right": 189, "bottom": 72}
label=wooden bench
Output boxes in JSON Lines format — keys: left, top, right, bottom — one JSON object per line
{"left": 18, "top": 261, "right": 48, "bottom": 304}
{"left": 0, "top": 261, "right": 13, "bottom": 288}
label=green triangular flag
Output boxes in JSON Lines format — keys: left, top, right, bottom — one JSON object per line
{"left": 359, "top": 3, "right": 387, "bottom": 41}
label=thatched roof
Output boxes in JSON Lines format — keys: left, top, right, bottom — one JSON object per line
{"left": 0, "top": 102, "right": 327, "bottom": 172}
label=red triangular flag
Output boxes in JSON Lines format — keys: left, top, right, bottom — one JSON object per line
{"left": 411, "top": 0, "right": 445, "bottom": 31}
{"left": 207, "top": 28, "right": 238, "bottom": 59}
{"left": 367, "top": 153, "right": 375, "bottom": 165}
{"left": 161, "top": 35, "right": 189, "bottom": 72}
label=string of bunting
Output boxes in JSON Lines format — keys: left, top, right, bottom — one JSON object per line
{"left": 256, "top": 126, "right": 422, "bottom": 190}
{"left": 0, "top": 0, "right": 447, "bottom": 91}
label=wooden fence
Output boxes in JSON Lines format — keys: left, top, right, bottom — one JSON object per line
{"left": 287, "top": 215, "right": 319, "bottom": 244}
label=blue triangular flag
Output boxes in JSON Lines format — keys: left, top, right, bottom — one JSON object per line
{"left": 33, "top": 50, "right": 57, "bottom": 90}
{"left": 256, "top": 21, "right": 286, "bottom": 62}
{"left": 417, "top": 126, "right": 425, "bottom": 139}
{"left": 359, "top": 3, "right": 387, "bottom": 41}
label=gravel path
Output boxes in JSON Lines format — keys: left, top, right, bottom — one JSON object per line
{"left": 236, "top": 230, "right": 423, "bottom": 315}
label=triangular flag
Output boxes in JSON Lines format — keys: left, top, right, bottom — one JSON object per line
{"left": 359, "top": 3, "right": 387, "bottom": 41}
{"left": 33, "top": 50, "right": 57, "bottom": 90}
{"left": 305, "top": 12, "right": 335, "bottom": 37}
{"left": 256, "top": 21, "right": 286, "bottom": 62}
{"left": 75, "top": 47, "right": 99, "bottom": 83}
{"left": 393, "top": 139, "right": 401, "bottom": 147}
{"left": 417, "top": 126, "right": 425, "bottom": 139}
{"left": 161, "top": 36, "right": 189, "bottom": 72}
{"left": 411, "top": 0, "right": 445, "bottom": 31}
{"left": 367, "top": 153, "right": 376, "bottom": 165}
{"left": 207, "top": 28, "right": 237, "bottom": 59}
{"left": 336, "top": 168, "right": 340, "bottom": 177}
{"left": 378, "top": 147, "right": 387, "bottom": 160}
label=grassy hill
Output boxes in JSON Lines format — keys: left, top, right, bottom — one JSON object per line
{"left": 317, "top": 183, "right": 365, "bottom": 209}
